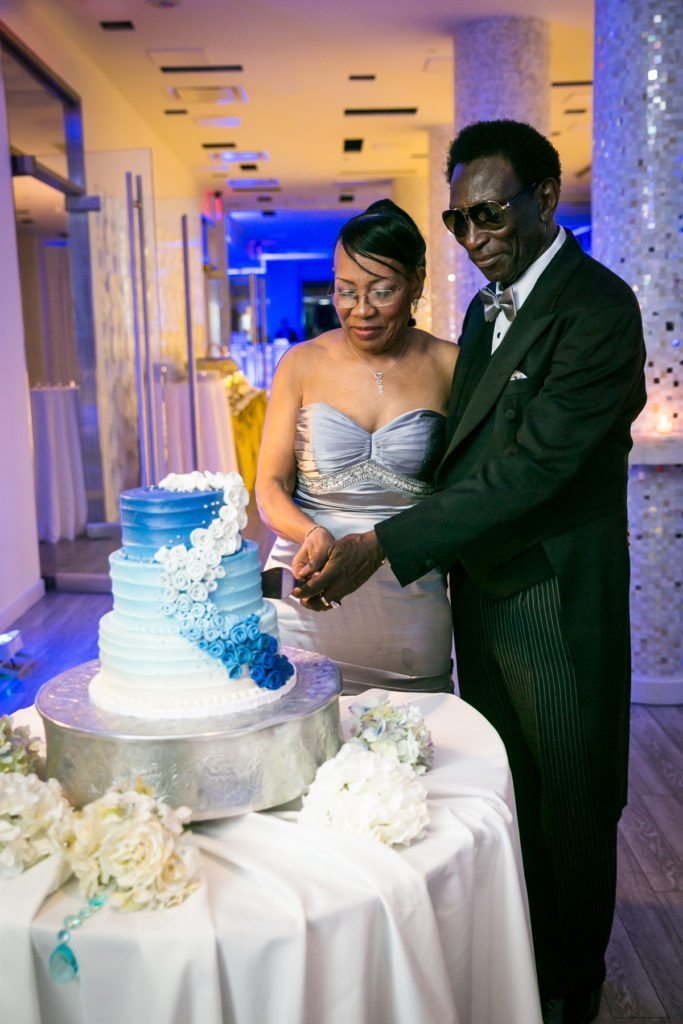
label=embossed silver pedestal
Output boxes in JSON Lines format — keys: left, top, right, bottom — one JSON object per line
{"left": 36, "top": 648, "right": 341, "bottom": 819}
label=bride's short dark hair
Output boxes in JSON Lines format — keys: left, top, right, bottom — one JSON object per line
{"left": 337, "top": 198, "right": 426, "bottom": 279}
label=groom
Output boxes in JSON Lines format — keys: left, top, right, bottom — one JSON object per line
{"left": 294, "top": 120, "right": 646, "bottom": 1024}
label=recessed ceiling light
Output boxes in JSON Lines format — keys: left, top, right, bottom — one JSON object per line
{"left": 171, "top": 86, "right": 245, "bottom": 104}
{"left": 228, "top": 178, "right": 279, "bottom": 191}
{"left": 164, "top": 108, "right": 188, "bottom": 115}
{"left": 339, "top": 194, "right": 355, "bottom": 202}
{"left": 240, "top": 163, "right": 258, "bottom": 171}
{"left": 100, "top": 20, "right": 135, "bottom": 30}
{"left": 202, "top": 142, "right": 236, "bottom": 149}
{"left": 551, "top": 80, "right": 593, "bottom": 87}
{"left": 195, "top": 117, "right": 241, "bottom": 128}
{"left": 217, "top": 150, "right": 268, "bottom": 163}
{"left": 161, "top": 64, "right": 243, "bottom": 74}
{"left": 344, "top": 139, "right": 363, "bottom": 152}
{"left": 349, "top": 74, "right": 375, "bottom": 81}
{"left": 344, "top": 108, "right": 417, "bottom": 116}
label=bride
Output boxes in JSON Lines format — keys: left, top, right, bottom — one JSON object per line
{"left": 256, "top": 199, "right": 458, "bottom": 693}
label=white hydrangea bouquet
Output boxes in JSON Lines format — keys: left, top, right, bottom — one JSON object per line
{"left": 0, "top": 770, "right": 73, "bottom": 879}
{"left": 300, "top": 696, "right": 434, "bottom": 847}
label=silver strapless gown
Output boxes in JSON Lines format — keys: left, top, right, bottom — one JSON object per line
{"left": 266, "top": 403, "right": 453, "bottom": 694}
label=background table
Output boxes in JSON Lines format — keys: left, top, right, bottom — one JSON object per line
{"left": 157, "top": 375, "right": 239, "bottom": 477}
{"left": 2, "top": 691, "right": 542, "bottom": 1024}
{"left": 30, "top": 385, "right": 87, "bottom": 543}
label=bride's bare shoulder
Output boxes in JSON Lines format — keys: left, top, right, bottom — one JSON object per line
{"left": 413, "top": 330, "right": 459, "bottom": 368}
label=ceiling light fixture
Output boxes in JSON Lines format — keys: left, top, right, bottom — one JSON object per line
{"left": 344, "top": 107, "right": 417, "bottom": 116}
{"left": 100, "top": 20, "right": 135, "bottom": 30}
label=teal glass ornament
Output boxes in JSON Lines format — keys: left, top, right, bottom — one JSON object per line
{"left": 49, "top": 943, "right": 79, "bottom": 984}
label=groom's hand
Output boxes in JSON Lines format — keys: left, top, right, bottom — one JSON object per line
{"left": 293, "top": 530, "right": 385, "bottom": 610}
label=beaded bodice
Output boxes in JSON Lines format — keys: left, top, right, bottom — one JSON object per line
{"left": 293, "top": 403, "right": 446, "bottom": 520}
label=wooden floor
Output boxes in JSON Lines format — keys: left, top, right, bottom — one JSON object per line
{"left": 3, "top": 549, "right": 682, "bottom": 1019}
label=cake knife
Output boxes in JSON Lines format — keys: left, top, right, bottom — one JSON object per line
{"left": 260, "top": 567, "right": 297, "bottom": 599}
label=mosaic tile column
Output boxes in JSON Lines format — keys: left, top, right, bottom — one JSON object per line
{"left": 452, "top": 17, "right": 550, "bottom": 330}
{"left": 593, "top": 0, "right": 683, "bottom": 703}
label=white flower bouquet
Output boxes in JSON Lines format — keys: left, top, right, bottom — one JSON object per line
{"left": 0, "top": 771, "right": 73, "bottom": 879}
{"left": 346, "top": 696, "right": 434, "bottom": 775}
{"left": 65, "top": 779, "right": 200, "bottom": 912}
{"left": 299, "top": 744, "right": 429, "bottom": 847}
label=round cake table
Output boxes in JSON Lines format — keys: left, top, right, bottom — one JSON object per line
{"left": 1, "top": 690, "right": 542, "bottom": 1024}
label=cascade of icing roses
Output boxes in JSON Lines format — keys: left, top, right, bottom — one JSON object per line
{"left": 154, "top": 471, "right": 293, "bottom": 691}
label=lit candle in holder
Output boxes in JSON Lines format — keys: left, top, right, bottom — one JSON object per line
{"left": 655, "top": 414, "right": 673, "bottom": 435}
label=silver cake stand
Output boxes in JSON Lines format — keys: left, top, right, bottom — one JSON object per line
{"left": 35, "top": 648, "right": 341, "bottom": 820}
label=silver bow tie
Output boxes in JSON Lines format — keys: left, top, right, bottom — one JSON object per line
{"left": 479, "top": 286, "right": 516, "bottom": 322}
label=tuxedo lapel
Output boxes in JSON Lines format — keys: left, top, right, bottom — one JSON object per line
{"left": 445, "top": 304, "right": 492, "bottom": 437}
{"left": 440, "top": 231, "right": 586, "bottom": 465}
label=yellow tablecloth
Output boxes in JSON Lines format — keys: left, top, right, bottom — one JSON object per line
{"left": 232, "top": 388, "right": 267, "bottom": 492}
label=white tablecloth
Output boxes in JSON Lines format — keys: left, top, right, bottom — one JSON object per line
{"left": 157, "top": 376, "right": 239, "bottom": 477}
{"left": 2, "top": 692, "right": 542, "bottom": 1024}
{"left": 30, "top": 386, "right": 87, "bottom": 543}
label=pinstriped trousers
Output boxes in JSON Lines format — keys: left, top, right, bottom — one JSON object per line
{"left": 452, "top": 572, "right": 617, "bottom": 998}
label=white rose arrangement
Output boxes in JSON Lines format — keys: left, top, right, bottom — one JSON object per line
{"left": 0, "top": 717, "right": 200, "bottom": 915}
{"left": 65, "top": 779, "right": 200, "bottom": 912}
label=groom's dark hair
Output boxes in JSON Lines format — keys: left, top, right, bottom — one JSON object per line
{"left": 446, "top": 119, "right": 562, "bottom": 188}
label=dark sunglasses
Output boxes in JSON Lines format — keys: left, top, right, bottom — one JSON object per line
{"left": 442, "top": 182, "right": 539, "bottom": 238}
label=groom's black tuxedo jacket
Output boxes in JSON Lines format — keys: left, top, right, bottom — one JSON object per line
{"left": 377, "top": 230, "right": 646, "bottom": 593}
{"left": 376, "top": 230, "right": 646, "bottom": 814}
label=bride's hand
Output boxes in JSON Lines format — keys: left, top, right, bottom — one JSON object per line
{"left": 292, "top": 525, "right": 335, "bottom": 581}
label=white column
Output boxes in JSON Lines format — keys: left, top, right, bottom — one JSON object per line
{"left": 392, "top": 175, "right": 432, "bottom": 333}
{"left": 426, "top": 126, "right": 457, "bottom": 341}
{"left": 453, "top": 17, "right": 551, "bottom": 328}
{"left": 593, "top": 0, "right": 683, "bottom": 703}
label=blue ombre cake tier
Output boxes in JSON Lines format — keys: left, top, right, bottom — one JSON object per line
{"left": 120, "top": 487, "right": 226, "bottom": 560}
{"left": 108, "top": 541, "right": 271, "bottom": 634}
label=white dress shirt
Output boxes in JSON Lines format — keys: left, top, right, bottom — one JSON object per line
{"left": 491, "top": 226, "right": 567, "bottom": 353}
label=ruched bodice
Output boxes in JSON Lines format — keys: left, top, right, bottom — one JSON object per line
{"left": 266, "top": 401, "right": 453, "bottom": 693}
{"left": 293, "top": 403, "right": 446, "bottom": 521}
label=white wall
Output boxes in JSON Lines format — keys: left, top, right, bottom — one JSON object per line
{"left": 0, "top": 0, "right": 206, "bottom": 621}
{"left": 0, "top": 72, "right": 44, "bottom": 630}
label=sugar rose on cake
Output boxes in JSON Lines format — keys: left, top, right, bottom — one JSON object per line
{"left": 89, "top": 470, "right": 295, "bottom": 719}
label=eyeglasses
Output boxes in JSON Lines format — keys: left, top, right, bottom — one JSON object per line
{"left": 441, "top": 182, "right": 539, "bottom": 238}
{"left": 331, "top": 283, "right": 404, "bottom": 309}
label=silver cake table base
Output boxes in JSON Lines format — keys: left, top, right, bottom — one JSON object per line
{"left": 35, "top": 648, "right": 341, "bottom": 819}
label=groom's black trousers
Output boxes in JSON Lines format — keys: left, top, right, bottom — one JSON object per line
{"left": 452, "top": 571, "right": 618, "bottom": 998}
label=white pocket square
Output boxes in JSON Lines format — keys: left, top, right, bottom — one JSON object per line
{"left": 509, "top": 370, "right": 528, "bottom": 380}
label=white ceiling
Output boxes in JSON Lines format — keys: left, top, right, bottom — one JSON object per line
{"left": 35, "top": 0, "right": 594, "bottom": 213}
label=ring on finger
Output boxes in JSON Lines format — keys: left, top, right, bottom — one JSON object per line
{"left": 319, "top": 594, "right": 332, "bottom": 609}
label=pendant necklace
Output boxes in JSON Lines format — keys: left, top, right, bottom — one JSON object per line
{"left": 345, "top": 335, "right": 408, "bottom": 394}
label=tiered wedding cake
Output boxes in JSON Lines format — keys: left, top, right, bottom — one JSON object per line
{"left": 90, "top": 470, "right": 295, "bottom": 719}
